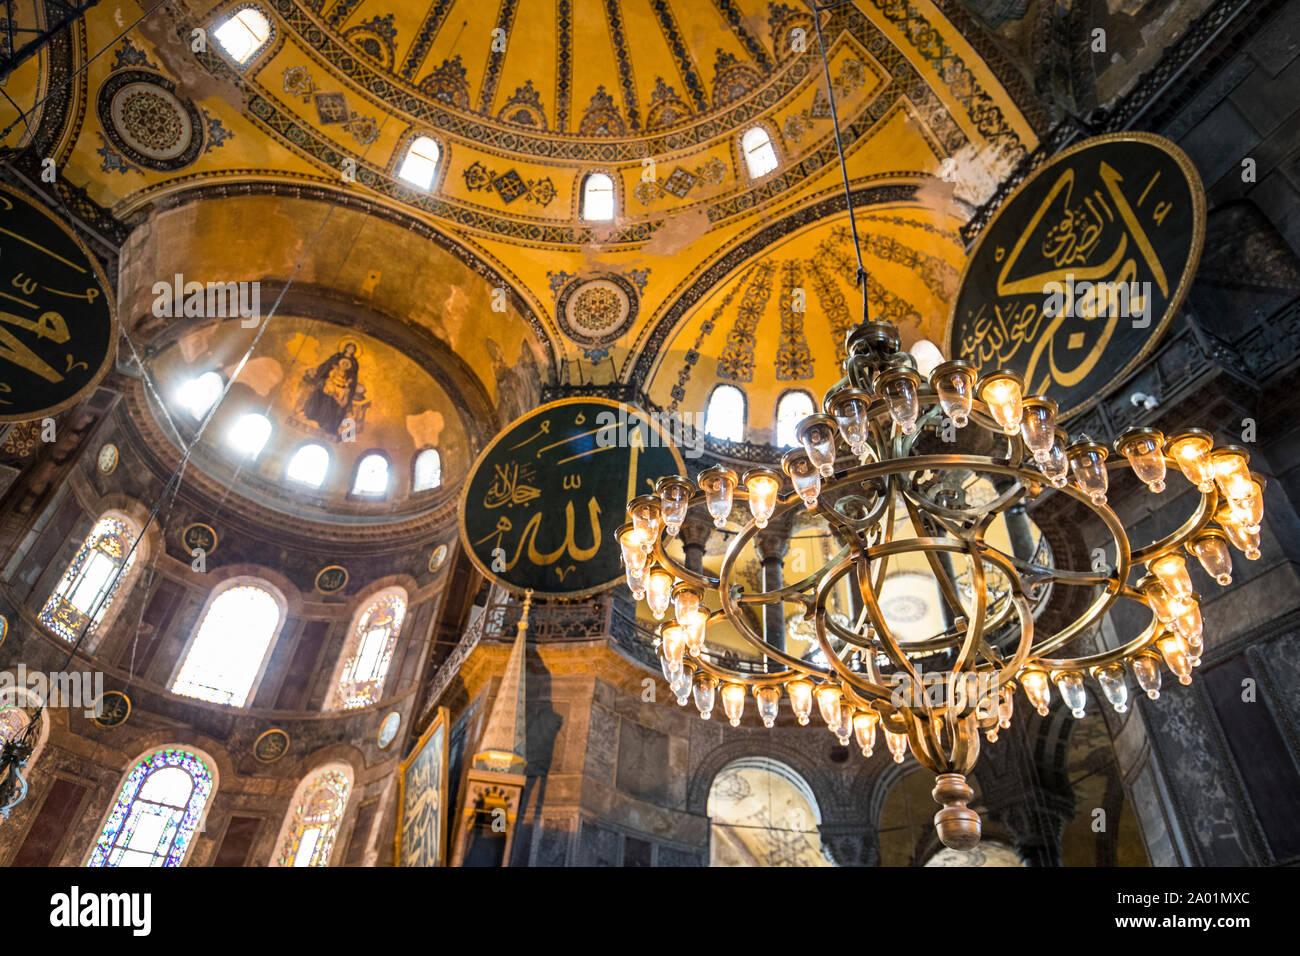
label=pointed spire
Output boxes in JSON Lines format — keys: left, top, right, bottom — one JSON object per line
{"left": 472, "top": 589, "right": 531, "bottom": 773}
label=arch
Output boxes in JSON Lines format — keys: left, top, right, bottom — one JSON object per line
{"left": 270, "top": 761, "right": 354, "bottom": 866}
{"left": 411, "top": 447, "right": 442, "bottom": 492}
{"left": 774, "top": 388, "right": 815, "bottom": 447}
{"left": 581, "top": 171, "right": 617, "bottom": 222}
{"left": 924, "top": 839, "right": 1026, "bottom": 867}
{"left": 228, "top": 411, "right": 272, "bottom": 459}
{"left": 350, "top": 450, "right": 391, "bottom": 498}
{"left": 39, "top": 511, "right": 144, "bottom": 647}
{"left": 86, "top": 745, "right": 218, "bottom": 867}
{"left": 704, "top": 383, "right": 747, "bottom": 442}
{"left": 212, "top": 5, "right": 274, "bottom": 66}
{"left": 327, "top": 586, "right": 408, "bottom": 710}
{"left": 169, "top": 578, "right": 288, "bottom": 706}
{"left": 396, "top": 133, "right": 443, "bottom": 190}
{"left": 706, "top": 756, "right": 830, "bottom": 866}
{"left": 176, "top": 370, "right": 224, "bottom": 420}
{"left": 285, "top": 442, "right": 331, "bottom": 489}
{"left": 740, "top": 125, "right": 780, "bottom": 179}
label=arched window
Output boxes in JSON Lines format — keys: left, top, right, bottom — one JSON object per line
{"left": 397, "top": 135, "right": 441, "bottom": 190}
{"left": 582, "top": 172, "right": 616, "bottom": 221}
{"left": 286, "top": 443, "right": 330, "bottom": 489}
{"left": 330, "top": 588, "right": 407, "bottom": 710}
{"left": 213, "top": 6, "right": 272, "bottom": 64}
{"left": 775, "top": 390, "right": 816, "bottom": 447}
{"left": 412, "top": 448, "right": 442, "bottom": 492}
{"left": 272, "top": 764, "right": 352, "bottom": 866}
{"left": 228, "top": 412, "right": 272, "bottom": 459}
{"left": 741, "top": 126, "right": 780, "bottom": 179}
{"left": 177, "top": 371, "right": 223, "bottom": 420}
{"left": 351, "top": 453, "right": 390, "bottom": 497}
{"left": 909, "top": 338, "right": 946, "bottom": 379}
{"left": 171, "top": 583, "right": 282, "bottom": 706}
{"left": 39, "top": 513, "right": 141, "bottom": 643}
{"left": 87, "top": 748, "right": 215, "bottom": 867}
{"left": 705, "top": 384, "right": 747, "bottom": 443}
{"left": 707, "top": 757, "right": 830, "bottom": 866}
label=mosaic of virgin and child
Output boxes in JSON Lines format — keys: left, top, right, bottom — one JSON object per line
{"left": 291, "top": 340, "right": 372, "bottom": 440}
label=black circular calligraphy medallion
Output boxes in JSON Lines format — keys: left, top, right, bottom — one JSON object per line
{"left": 253, "top": 728, "right": 290, "bottom": 763}
{"left": 460, "top": 398, "right": 685, "bottom": 598}
{"left": 0, "top": 184, "right": 118, "bottom": 423}
{"left": 92, "top": 691, "right": 132, "bottom": 728}
{"left": 182, "top": 522, "right": 218, "bottom": 555}
{"left": 314, "top": 565, "right": 349, "bottom": 594}
{"left": 945, "top": 133, "right": 1205, "bottom": 419}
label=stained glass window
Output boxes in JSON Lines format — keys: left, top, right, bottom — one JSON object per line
{"left": 412, "top": 448, "right": 442, "bottom": 491}
{"left": 331, "top": 590, "right": 406, "bottom": 710}
{"left": 171, "top": 584, "right": 281, "bottom": 705}
{"left": 39, "top": 514, "right": 140, "bottom": 643}
{"left": 274, "top": 766, "right": 351, "bottom": 867}
{"left": 88, "top": 748, "right": 214, "bottom": 867}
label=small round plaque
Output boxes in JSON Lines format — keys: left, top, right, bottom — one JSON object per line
{"left": 97, "top": 443, "right": 119, "bottom": 475}
{"left": 253, "top": 728, "right": 290, "bottom": 763}
{"left": 182, "top": 522, "right": 218, "bottom": 555}
{"left": 378, "top": 711, "right": 401, "bottom": 749}
{"left": 92, "top": 690, "right": 132, "bottom": 728}
{"left": 314, "top": 565, "right": 349, "bottom": 594}
{"left": 428, "top": 544, "right": 448, "bottom": 573}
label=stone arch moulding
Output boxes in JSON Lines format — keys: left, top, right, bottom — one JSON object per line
{"left": 684, "top": 736, "right": 854, "bottom": 823}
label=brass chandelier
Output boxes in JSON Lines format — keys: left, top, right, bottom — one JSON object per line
{"left": 613, "top": 0, "right": 1264, "bottom": 853}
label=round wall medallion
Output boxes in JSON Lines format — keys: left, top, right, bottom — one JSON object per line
{"left": 314, "top": 565, "right": 349, "bottom": 594}
{"left": 555, "top": 274, "right": 639, "bottom": 347}
{"left": 378, "top": 711, "right": 401, "bottom": 749}
{"left": 0, "top": 614, "right": 7, "bottom": 650}
{"left": 98, "top": 70, "right": 204, "bottom": 170}
{"left": 182, "top": 523, "right": 218, "bottom": 555}
{"left": 97, "top": 443, "right": 119, "bottom": 475}
{"left": 428, "top": 544, "right": 448, "bottom": 573}
{"left": 253, "top": 728, "right": 291, "bottom": 763}
{"left": 92, "top": 691, "right": 132, "bottom": 728}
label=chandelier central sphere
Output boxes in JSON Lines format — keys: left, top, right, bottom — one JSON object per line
{"left": 622, "top": 320, "right": 1262, "bottom": 851}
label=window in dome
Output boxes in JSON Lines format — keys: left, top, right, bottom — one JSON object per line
{"left": 351, "top": 453, "right": 390, "bottom": 497}
{"left": 775, "top": 390, "right": 816, "bottom": 447}
{"left": 39, "top": 513, "right": 140, "bottom": 643}
{"left": 705, "top": 384, "right": 747, "bottom": 443}
{"left": 177, "top": 371, "right": 223, "bottom": 420}
{"left": 273, "top": 764, "right": 352, "bottom": 867}
{"left": 171, "top": 583, "right": 282, "bottom": 706}
{"left": 330, "top": 589, "right": 407, "bottom": 710}
{"left": 397, "top": 135, "right": 441, "bottom": 190}
{"left": 213, "top": 7, "right": 272, "bottom": 64}
{"left": 741, "top": 126, "right": 780, "bottom": 179}
{"left": 412, "top": 448, "right": 442, "bottom": 492}
{"left": 228, "top": 412, "right": 272, "bottom": 459}
{"left": 582, "top": 172, "right": 615, "bottom": 221}
{"left": 87, "top": 748, "right": 215, "bottom": 867}
{"left": 286, "top": 443, "right": 330, "bottom": 489}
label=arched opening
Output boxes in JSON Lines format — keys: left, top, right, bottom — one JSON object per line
{"left": 39, "top": 512, "right": 142, "bottom": 644}
{"left": 176, "top": 370, "right": 223, "bottom": 420}
{"left": 774, "top": 389, "right": 815, "bottom": 447}
{"left": 704, "top": 383, "right": 747, "bottom": 443}
{"left": 412, "top": 447, "right": 442, "bottom": 492}
{"left": 351, "top": 452, "right": 391, "bottom": 497}
{"left": 741, "top": 126, "right": 779, "bottom": 179}
{"left": 228, "top": 412, "right": 272, "bottom": 459}
{"left": 171, "top": 581, "right": 284, "bottom": 706}
{"left": 707, "top": 757, "right": 830, "bottom": 866}
{"left": 581, "top": 171, "right": 616, "bottom": 221}
{"left": 87, "top": 747, "right": 216, "bottom": 867}
{"left": 213, "top": 6, "right": 272, "bottom": 64}
{"left": 329, "top": 587, "right": 407, "bottom": 710}
{"left": 271, "top": 763, "right": 353, "bottom": 867}
{"left": 398, "top": 135, "right": 441, "bottom": 190}
{"left": 286, "top": 442, "right": 331, "bottom": 489}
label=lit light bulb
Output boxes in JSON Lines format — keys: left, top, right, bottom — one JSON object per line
{"left": 884, "top": 727, "right": 909, "bottom": 763}
{"left": 1020, "top": 668, "right": 1052, "bottom": 716}
{"left": 1211, "top": 446, "right": 1252, "bottom": 501}
{"left": 660, "top": 623, "right": 687, "bottom": 668}
{"left": 697, "top": 465, "right": 738, "bottom": 529}
{"left": 876, "top": 367, "right": 922, "bottom": 435}
{"left": 787, "top": 679, "right": 814, "bottom": 725}
{"left": 624, "top": 562, "right": 647, "bottom": 600}
{"left": 628, "top": 495, "right": 663, "bottom": 552}
{"left": 1041, "top": 427, "right": 1071, "bottom": 488}
{"left": 1020, "top": 397, "right": 1058, "bottom": 464}
{"left": 930, "top": 360, "right": 977, "bottom": 429}
{"left": 781, "top": 449, "right": 821, "bottom": 510}
{"left": 1138, "top": 574, "right": 1192, "bottom": 624}
{"left": 721, "top": 683, "right": 746, "bottom": 727}
{"left": 797, "top": 413, "right": 840, "bottom": 477}
{"left": 616, "top": 523, "right": 649, "bottom": 572}
{"left": 1230, "top": 474, "right": 1265, "bottom": 532}
{"left": 1156, "top": 633, "right": 1193, "bottom": 685}
{"left": 1131, "top": 653, "right": 1162, "bottom": 699}
{"left": 682, "top": 608, "right": 708, "bottom": 656}
{"left": 1221, "top": 519, "right": 1262, "bottom": 561}
{"left": 660, "top": 652, "right": 683, "bottom": 685}
{"left": 827, "top": 387, "right": 874, "bottom": 461}
{"left": 743, "top": 468, "right": 782, "bottom": 529}
{"left": 754, "top": 685, "right": 781, "bottom": 728}
{"left": 693, "top": 674, "right": 716, "bottom": 720}
{"left": 645, "top": 565, "right": 675, "bottom": 620}
{"left": 815, "top": 682, "right": 842, "bottom": 729}
{"left": 672, "top": 584, "right": 702, "bottom": 625}
{"left": 978, "top": 369, "right": 1025, "bottom": 436}
{"left": 1116, "top": 427, "right": 1167, "bottom": 493}
{"left": 1165, "top": 429, "right": 1215, "bottom": 492}
{"left": 1187, "top": 529, "right": 1233, "bottom": 586}
{"left": 997, "top": 686, "right": 1014, "bottom": 728}
{"left": 1067, "top": 441, "right": 1110, "bottom": 506}
{"left": 656, "top": 476, "right": 694, "bottom": 536}
{"left": 1095, "top": 664, "right": 1129, "bottom": 713}
{"left": 1150, "top": 553, "right": 1194, "bottom": 600}
{"left": 853, "top": 710, "right": 879, "bottom": 757}
{"left": 1054, "top": 671, "right": 1087, "bottom": 719}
